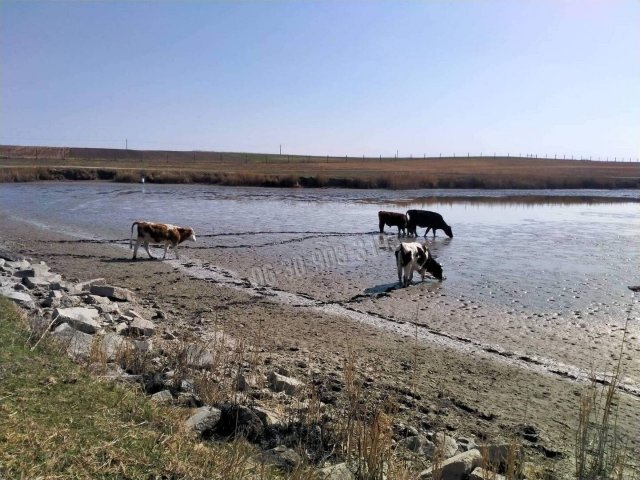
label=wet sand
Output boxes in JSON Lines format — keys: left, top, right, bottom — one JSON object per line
{"left": 1, "top": 209, "right": 639, "bottom": 473}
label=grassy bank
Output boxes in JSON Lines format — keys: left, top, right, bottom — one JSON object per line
{"left": 0, "top": 298, "right": 282, "bottom": 479}
{"left": 1, "top": 145, "right": 640, "bottom": 189}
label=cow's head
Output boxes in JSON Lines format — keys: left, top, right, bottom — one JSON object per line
{"left": 443, "top": 225, "right": 453, "bottom": 238}
{"left": 421, "top": 249, "right": 443, "bottom": 281}
{"left": 178, "top": 227, "right": 197, "bottom": 243}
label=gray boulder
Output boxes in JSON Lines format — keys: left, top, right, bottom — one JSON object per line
{"left": 418, "top": 449, "right": 483, "bottom": 480}
{"left": 185, "top": 344, "right": 215, "bottom": 368}
{"left": 90, "top": 285, "right": 135, "bottom": 302}
{"left": 51, "top": 323, "right": 95, "bottom": 359}
{"left": 0, "top": 249, "right": 25, "bottom": 262}
{"left": 398, "top": 435, "right": 434, "bottom": 455}
{"left": 469, "top": 467, "right": 505, "bottom": 480}
{"left": 13, "top": 263, "right": 50, "bottom": 278}
{"left": 263, "top": 446, "right": 302, "bottom": 472}
{"left": 0, "top": 288, "right": 36, "bottom": 309}
{"left": 185, "top": 406, "right": 222, "bottom": 437}
{"left": 54, "top": 307, "right": 101, "bottom": 334}
{"left": 434, "top": 432, "right": 459, "bottom": 458}
{"left": 268, "top": 371, "right": 303, "bottom": 395}
{"left": 316, "top": 463, "right": 354, "bottom": 480}
{"left": 215, "top": 404, "right": 264, "bottom": 442}
{"left": 151, "top": 390, "right": 173, "bottom": 403}
{"left": 22, "top": 273, "right": 62, "bottom": 289}
{"left": 125, "top": 318, "right": 156, "bottom": 337}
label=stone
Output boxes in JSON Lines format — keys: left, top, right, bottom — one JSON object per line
{"left": 268, "top": 371, "right": 303, "bottom": 395}
{"left": 134, "top": 339, "right": 153, "bottom": 354}
{"left": 68, "top": 278, "right": 106, "bottom": 294}
{"left": 0, "top": 249, "right": 25, "bottom": 262}
{"left": 14, "top": 263, "right": 50, "bottom": 278}
{"left": 150, "top": 390, "right": 173, "bottom": 403}
{"left": 51, "top": 323, "right": 95, "bottom": 359}
{"left": 185, "top": 406, "right": 222, "bottom": 437}
{"left": 215, "top": 404, "right": 264, "bottom": 442}
{"left": 479, "top": 444, "right": 523, "bottom": 471}
{"left": 316, "top": 463, "right": 354, "bottom": 480}
{"left": 90, "top": 285, "right": 135, "bottom": 301}
{"left": 252, "top": 406, "right": 284, "bottom": 427}
{"left": 0, "top": 288, "right": 36, "bottom": 309}
{"left": 54, "top": 307, "right": 101, "bottom": 334}
{"left": 185, "top": 344, "right": 215, "bottom": 368}
{"left": 115, "top": 322, "right": 128, "bottom": 334}
{"left": 98, "top": 333, "right": 130, "bottom": 361}
{"left": 125, "top": 318, "right": 156, "bottom": 337}
{"left": 456, "top": 437, "right": 478, "bottom": 452}
{"left": 434, "top": 432, "right": 459, "bottom": 458}
{"left": 83, "top": 294, "right": 111, "bottom": 305}
{"left": 263, "top": 446, "right": 302, "bottom": 472}
{"left": 398, "top": 435, "right": 434, "bottom": 455}
{"left": 97, "top": 302, "right": 119, "bottom": 314}
{"left": 22, "top": 273, "right": 62, "bottom": 289}
{"left": 469, "top": 467, "right": 505, "bottom": 480}
{"left": 418, "top": 449, "right": 483, "bottom": 480}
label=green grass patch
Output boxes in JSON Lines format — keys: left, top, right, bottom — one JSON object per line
{"left": 0, "top": 298, "right": 285, "bottom": 479}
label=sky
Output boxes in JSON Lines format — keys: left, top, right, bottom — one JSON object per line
{"left": 1, "top": 1, "right": 639, "bottom": 159}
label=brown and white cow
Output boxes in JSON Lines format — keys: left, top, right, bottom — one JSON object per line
{"left": 378, "top": 211, "right": 408, "bottom": 236}
{"left": 130, "top": 221, "right": 196, "bottom": 260}
{"left": 395, "top": 242, "right": 443, "bottom": 287}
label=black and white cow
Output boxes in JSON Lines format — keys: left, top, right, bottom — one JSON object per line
{"left": 394, "top": 242, "right": 443, "bottom": 287}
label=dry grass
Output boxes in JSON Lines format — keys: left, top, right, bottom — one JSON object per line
{"left": 574, "top": 302, "right": 639, "bottom": 480}
{"left": 1, "top": 144, "right": 640, "bottom": 189}
{"left": 0, "top": 298, "right": 286, "bottom": 480}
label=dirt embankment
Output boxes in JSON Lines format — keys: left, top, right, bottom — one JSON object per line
{"left": 2, "top": 144, "right": 640, "bottom": 189}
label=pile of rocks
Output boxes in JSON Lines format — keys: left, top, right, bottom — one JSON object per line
{"left": 1, "top": 253, "right": 157, "bottom": 365}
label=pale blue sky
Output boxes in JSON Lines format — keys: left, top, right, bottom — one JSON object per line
{"left": 1, "top": 1, "right": 639, "bottom": 158}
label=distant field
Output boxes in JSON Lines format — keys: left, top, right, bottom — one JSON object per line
{"left": 1, "top": 145, "right": 639, "bottom": 189}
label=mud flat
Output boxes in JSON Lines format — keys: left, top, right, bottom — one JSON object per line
{"left": 1, "top": 197, "right": 639, "bottom": 476}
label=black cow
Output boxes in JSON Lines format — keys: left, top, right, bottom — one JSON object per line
{"left": 378, "top": 211, "right": 408, "bottom": 236}
{"left": 406, "top": 210, "right": 453, "bottom": 238}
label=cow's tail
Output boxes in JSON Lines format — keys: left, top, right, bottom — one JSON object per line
{"left": 130, "top": 222, "right": 139, "bottom": 249}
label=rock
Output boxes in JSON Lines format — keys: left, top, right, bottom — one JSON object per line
{"left": 51, "top": 323, "right": 95, "bottom": 359}
{"left": 263, "top": 446, "right": 302, "bottom": 472}
{"left": 67, "top": 278, "right": 106, "bottom": 294}
{"left": 268, "top": 371, "right": 303, "bottom": 395}
{"left": 418, "top": 449, "right": 482, "bottom": 480}
{"left": 0, "top": 288, "right": 36, "bottom": 309}
{"left": 185, "top": 344, "right": 215, "bottom": 368}
{"left": 434, "top": 432, "right": 459, "bottom": 458}
{"left": 0, "top": 249, "right": 25, "bottom": 262}
{"left": 456, "top": 437, "right": 478, "bottom": 452}
{"left": 316, "top": 463, "right": 354, "bottom": 480}
{"left": 252, "top": 406, "right": 283, "bottom": 427}
{"left": 54, "top": 307, "right": 101, "bottom": 334}
{"left": 5, "top": 259, "right": 31, "bottom": 270}
{"left": 22, "top": 273, "right": 62, "bottom": 289}
{"left": 96, "top": 302, "right": 119, "bottom": 314}
{"left": 83, "top": 294, "right": 112, "bottom": 305}
{"left": 98, "top": 333, "right": 130, "bottom": 361}
{"left": 480, "top": 444, "right": 522, "bottom": 471}
{"left": 134, "top": 339, "right": 153, "bottom": 354}
{"left": 13, "top": 263, "right": 50, "bottom": 278}
{"left": 398, "top": 435, "right": 434, "bottom": 455}
{"left": 185, "top": 406, "right": 222, "bottom": 437}
{"left": 469, "top": 467, "right": 505, "bottom": 480}
{"left": 150, "top": 390, "right": 173, "bottom": 403}
{"left": 215, "top": 404, "right": 264, "bottom": 442}
{"left": 89, "top": 285, "right": 135, "bottom": 302}
{"left": 125, "top": 318, "right": 156, "bottom": 337}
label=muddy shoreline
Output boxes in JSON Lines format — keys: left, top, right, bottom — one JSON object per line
{"left": 2, "top": 211, "right": 639, "bottom": 476}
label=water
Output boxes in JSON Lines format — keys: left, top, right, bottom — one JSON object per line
{"left": 1, "top": 182, "right": 639, "bottom": 389}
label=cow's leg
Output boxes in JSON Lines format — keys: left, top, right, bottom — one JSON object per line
{"left": 424, "top": 227, "right": 431, "bottom": 238}
{"left": 396, "top": 253, "right": 403, "bottom": 285}
{"left": 379, "top": 220, "right": 385, "bottom": 234}
{"left": 144, "top": 241, "right": 154, "bottom": 259}
{"left": 173, "top": 244, "right": 180, "bottom": 259}
{"left": 133, "top": 239, "right": 141, "bottom": 260}
{"left": 162, "top": 244, "right": 169, "bottom": 260}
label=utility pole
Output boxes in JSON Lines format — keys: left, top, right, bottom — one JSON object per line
{"left": 126, "top": 138, "right": 128, "bottom": 150}
{"left": 279, "top": 144, "right": 282, "bottom": 155}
